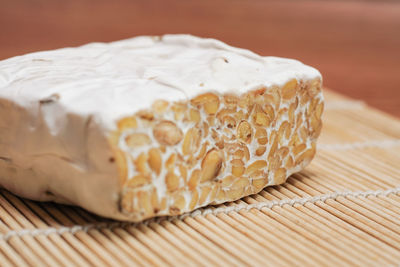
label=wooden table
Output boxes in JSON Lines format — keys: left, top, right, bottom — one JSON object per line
{"left": 1, "top": 0, "right": 399, "bottom": 117}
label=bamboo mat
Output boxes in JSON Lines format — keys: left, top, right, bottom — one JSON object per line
{"left": 1, "top": 89, "right": 400, "bottom": 267}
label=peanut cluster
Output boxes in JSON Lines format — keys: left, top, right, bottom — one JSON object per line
{"left": 109, "top": 78, "right": 323, "bottom": 221}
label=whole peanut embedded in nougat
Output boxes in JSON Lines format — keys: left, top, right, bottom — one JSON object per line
{"left": 111, "top": 78, "right": 323, "bottom": 222}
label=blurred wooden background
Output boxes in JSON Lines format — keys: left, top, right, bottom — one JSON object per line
{"left": 1, "top": 0, "right": 399, "bottom": 117}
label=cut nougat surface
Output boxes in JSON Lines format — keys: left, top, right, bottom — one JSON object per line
{"left": 113, "top": 78, "right": 323, "bottom": 221}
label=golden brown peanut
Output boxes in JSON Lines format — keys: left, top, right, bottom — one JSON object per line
{"left": 233, "top": 149, "right": 244, "bottom": 159}
{"left": 315, "top": 101, "right": 324, "bottom": 120}
{"left": 263, "top": 104, "right": 275, "bottom": 121}
{"left": 225, "top": 187, "right": 243, "bottom": 200}
{"left": 255, "top": 146, "right": 266, "bottom": 156}
{"left": 178, "top": 164, "right": 188, "bottom": 182}
{"left": 138, "top": 191, "right": 153, "bottom": 215}
{"left": 216, "top": 188, "right": 226, "bottom": 201}
{"left": 209, "top": 184, "right": 219, "bottom": 201}
{"left": 223, "top": 94, "right": 239, "bottom": 108}
{"left": 182, "top": 128, "right": 201, "bottom": 155}
{"left": 203, "top": 122, "right": 209, "bottom": 137}
{"left": 117, "top": 117, "right": 137, "bottom": 131}
{"left": 153, "top": 121, "right": 183, "bottom": 146}
{"left": 188, "top": 169, "right": 201, "bottom": 190}
{"left": 217, "top": 108, "right": 236, "bottom": 121}
{"left": 231, "top": 159, "right": 245, "bottom": 177}
{"left": 165, "top": 154, "right": 176, "bottom": 170}
{"left": 252, "top": 178, "right": 267, "bottom": 191}
{"left": 148, "top": 148, "right": 162, "bottom": 175}
{"left": 134, "top": 153, "right": 150, "bottom": 175}
{"left": 234, "top": 110, "right": 247, "bottom": 121}
{"left": 199, "top": 186, "right": 212, "bottom": 204}
{"left": 277, "top": 122, "right": 289, "bottom": 145}
{"left": 196, "top": 142, "right": 208, "bottom": 160}
{"left": 231, "top": 177, "right": 250, "bottom": 189}
{"left": 189, "top": 190, "right": 199, "bottom": 210}
{"left": 254, "top": 111, "right": 271, "bottom": 126}
{"left": 204, "top": 101, "right": 220, "bottom": 115}
{"left": 222, "top": 115, "right": 236, "bottom": 128}
{"left": 238, "top": 94, "right": 252, "bottom": 109}
{"left": 296, "top": 145, "right": 316, "bottom": 165}
{"left": 189, "top": 109, "right": 201, "bottom": 123}
{"left": 191, "top": 93, "right": 220, "bottom": 115}
{"left": 274, "top": 168, "right": 287, "bottom": 184}
{"left": 245, "top": 160, "right": 268, "bottom": 175}
{"left": 288, "top": 103, "right": 296, "bottom": 125}
{"left": 243, "top": 146, "right": 250, "bottom": 161}
{"left": 121, "top": 191, "right": 134, "bottom": 212}
{"left": 172, "top": 194, "right": 186, "bottom": 211}
{"left": 268, "top": 137, "right": 279, "bottom": 161}
{"left": 268, "top": 155, "right": 281, "bottom": 172}
{"left": 166, "top": 171, "right": 180, "bottom": 192}
{"left": 285, "top": 155, "right": 295, "bottom": 169}
{"left": 308, "top": 79, "right": 321, "bottom": 98}
{"left": 152, "top": 100, "right": 169, "bottom": 114}
{"left": 237, "top": 121, "right": 252, "bottom": 143}
{"left": 126, "top": 175, "right": 150, "bottom": 188}
{"left": 255, "top": 128, "right": 268, "bottom": 145}
{"left": 293, "top": 144, "right": 307, "bottom": 155}
{"left": 264, "top": 88, "right": 281, "bottom": 110}
{"left": 220, "top": 175, "right": 236, "bottom": 187}
{"left": 282, "top": 79, "right": 298, "bottom": 100}
{"left": 201, "top": 149, "right": 223, "bottom": 182}
{"left": 171, "top": 103, "right": 187, "bottom": 121}
{"left": 277, "top": 147, "right": 289, "bottom": 158}
{"left": 125, "top": 133, "right": 151, "bottom": 148}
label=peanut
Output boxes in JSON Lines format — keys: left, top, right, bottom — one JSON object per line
{"left": 182, "top": 128, "right": 201, "bottom": 155}
{"left": 166, "top": 171, "right": 180, "bottom": 192}
{"left": 255, "top": 128, "right": 268, "bottom": 145}
{"left": 191, "top": 93, "right": 220, "bottom": 115}
{"left": 134, "top": 153, "right": 150, "bottom": 175}
{"left": 188, "top": 169, "right": 201, "bottom": 190}
{"left": 189, "top": 190, "right": 199, "bottom": 210}
{"left": 220, "top": 175, "right": 236, "bottom": 187}
{"left": 126, "top": 175, "right": 150, "bottom": 188}
{"left": 274, "top": 168, "right": 287, "bottom": 184}
{"left": 252, "top": 178, "right": 267, "bottom": 191}
{"left": 201, "top": 149, "right": 223, "bottom": 182}
{"left": 231, "top": 159, "right": 245, "bottom": 177}
{"left": 223, "top": 94, "right": 239, "bottom": 108}
{"left": 152, "top": 100, "right": 169, "bottom": 114}
{"left": 199, "top": 186, "right": 212, "bottom": 204}
{"left": 125, "top": 133, "right": 151, "bottom": 148}
{"left": 153, "top": 121, "right": 183, "bottom": 146}
{"left": 255, "top": 146, "right": 266, "bottom": 156}
{"left": 245, "top": 160, "right": 267, "bottom": 175}
{"left": 148, "top": 148, "right": 162, "bottom": 175}
{"left": 138, "top": 191, "right": 153, "bottom": 216}
{"left": 254, "top": 111, "right": 271, "bottom": 126}
{"left": 117, "top": 117, "right": 137, "bottom": 131}
{"left": 237, "top": 121, "right": 252, "bottom": 143}
{"left": 189, "top": 109, "right": 201, "bottom": 123}
{"left": 282, "top": 79, "right": 298, "bottom": 100}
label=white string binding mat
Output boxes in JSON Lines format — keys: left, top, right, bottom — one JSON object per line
{"left": 1, "top": 185, "right": 399, "bottom": 242}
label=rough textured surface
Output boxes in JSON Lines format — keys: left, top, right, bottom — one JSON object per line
{"left": 0, "top": 34, "right": 322, "bottom": 221}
